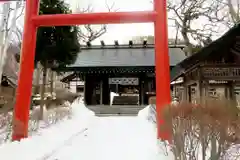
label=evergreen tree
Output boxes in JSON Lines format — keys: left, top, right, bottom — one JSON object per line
{"left": 35, "top": 0, "right": 80, "bottom": 119}
{"left": 36, "top": 0, "right": 80, "bottom": 68}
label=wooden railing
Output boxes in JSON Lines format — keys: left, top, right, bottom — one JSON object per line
{"left": 201, "top": 64, "right": 240, "bottom": 80}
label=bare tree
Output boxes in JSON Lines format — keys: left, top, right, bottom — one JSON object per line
{"left": 149, "top": 0, "right": 227, "bottom": 56}
{"left": 11, "top": 26, "right": 23, "bottom": 45}
{"left": 132, "top": 35, "right": 155, "bottom": 44}
{"left": 167, "top": 0, "right": 227, "bottom": 56}
{"left": 75, "top": 1, "right": 119, "bottom": 43}
{"left": 155, "top": 0, "right": 225, "bottom": 56}
{"left": 0, "top": 1, "right": 24, "bottom": 86}
{"left": 224, "top": 0, "right": 240, "bottom": 27}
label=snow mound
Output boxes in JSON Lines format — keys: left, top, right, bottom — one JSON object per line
{"left": 110, "top": 92, "right": 119, "bottom": 105}
{"left": 138, "top": 105, "right": 156, "bottom": 125}
{"left": 71, "top": 98, "right": 95, "bottom": 118}
{"left": 0, "top": 100, "right": 96, "bottom": 160}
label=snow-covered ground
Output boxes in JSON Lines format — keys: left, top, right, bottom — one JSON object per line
{"left": 0, "top": 100, "right": 173, "bottom": 160}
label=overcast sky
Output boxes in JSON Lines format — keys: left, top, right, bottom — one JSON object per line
{"left": 4, "top": 0, "right": 236, "bottom": 45}
{"left": 65, "top": 0, "right": 177, "bottom": 45}
{"left": 64, "top": 0, "right": 234, "bottom": 45}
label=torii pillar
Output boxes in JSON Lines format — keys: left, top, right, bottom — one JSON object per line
{"left": 12, "top": 0, "right": 170, "bottom": 141}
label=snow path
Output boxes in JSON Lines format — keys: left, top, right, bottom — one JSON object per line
{"left": 46, "top": 117, "right": 167, "bottom": 160}
{"left": 0, "top": 101, "right": 172, "bottom": 160}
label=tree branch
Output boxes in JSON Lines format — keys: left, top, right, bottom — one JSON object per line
{"left": 75, "top": 2, "right": 119, "bottom": 43}
{"left": 168, "top": 0, "right": 228, "bottom": 56}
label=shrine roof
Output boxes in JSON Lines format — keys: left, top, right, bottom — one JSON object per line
{"left": 66, "top": 45, "right": 186, "bottom": 68}
{"left": 170, "top": 23, "right": 240, "bottom": 82}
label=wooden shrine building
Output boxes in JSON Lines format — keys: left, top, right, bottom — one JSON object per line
{"left": 170, "top": 24, "right": 240, "bottom": 104}
{"left": 57, "top": 41, "right": 186, "bottom": 105}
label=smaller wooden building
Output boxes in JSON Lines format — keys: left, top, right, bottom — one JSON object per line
{"left": 57, "top": 41, "right": 186, "bottom": 105}
{"left": 170, "top": 24, "right": 240, "bottom": 104}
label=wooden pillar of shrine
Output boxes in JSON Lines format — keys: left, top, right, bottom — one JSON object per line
{"left": 183, "top": 84, "right": 188, "bottom": 101}
{"left": 188, "top": 85, "right": 192, "bottom": 102}
{"left": 99, "top": 80, "right": 103, "bottom": 105}
{"left": 102, "top": 76, "right": 110, "bottom": 105}
{"left": 228, "top": 81, "right": 237, "bottom": 106}
{"left": 196, "top": 80, "right": 203, "bottom": 104}
{"left": 84, "top": 75, "right": 94, "bottom": 105}
{"left": 139, "top": 76, "right": 145, "bottom": 105}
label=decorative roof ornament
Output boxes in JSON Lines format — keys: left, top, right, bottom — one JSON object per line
{"left": 86, "top": 41, "right": 91, "bottom": 48}
{"left": 79, "top": 40, "right": 185, "bottom": 49}
{"left": 114, "top": 40, "right": 119, "bottom": 47}
{"left": 129, "top": 40, "right": 133, "bottom": 48}
{"left": 100, "top": 40, "right": 105, "bottom": 47}
{"left": 143, "top": 39, "right": 147, "bottom": 47}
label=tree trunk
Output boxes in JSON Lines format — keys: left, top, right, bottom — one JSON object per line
{"left": 228, "top": 0, "right": 240, "bottom": 24}
{"left": 34, "top": 62, "right": 41, "bottom": 94}
{"left": 181, "top": 29, "right": 193, "bottom": 56}
{"left": 50, "top": 70, "right": 54, "bottom": 96}
{"left": 0, "top": 2, "right": 20, "bottom": 89}
{"left": 0, "top": 3, "right": 10, "bottom": 92}
{"left": 39, "top": 64, "right": 47, "bottom": 120}
{"left": 181, "top": 19, "right": 193, "bottom": 56}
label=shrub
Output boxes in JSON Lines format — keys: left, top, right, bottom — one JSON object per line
{"left": 0, "top": 101, "right": 73, "bottom": 144}
{"left": 161, "top": 99, "right": 240, "bottom": 160}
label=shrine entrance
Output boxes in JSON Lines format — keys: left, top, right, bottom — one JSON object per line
{"left": 12, "top": 0, "right": 170, "bottom": 141}
{"left": 109, "top": 77, "right": 140, "bottom": 105}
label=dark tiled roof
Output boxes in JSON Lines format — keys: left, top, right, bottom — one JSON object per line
{"left": 67, "top": 45, "right": 186, "bottom": 68}
{"left": 170, "top": 23, "right": 240, "bottom": 82}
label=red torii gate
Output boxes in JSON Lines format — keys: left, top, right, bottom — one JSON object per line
{"left": 12, "top": 0, "right": 171, "bottom": 141}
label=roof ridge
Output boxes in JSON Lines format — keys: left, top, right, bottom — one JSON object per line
{"left": 80, "top": 44, "right": 185, "bottom": 49}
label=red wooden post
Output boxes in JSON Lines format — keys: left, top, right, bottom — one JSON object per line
{"left": 12, "top": 0, "right": 169, "bottom": 141}
{"left": 12, "top": 0, "right": 39, "bottom": 141}
{"left": 154, "top": 0, "right": 171, "bottom": 140}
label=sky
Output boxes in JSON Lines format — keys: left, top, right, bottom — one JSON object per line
{"left": 2, "top": 0, "right": 237, "bottom": 45}
{"left": 65, "top": 0, "right": 177, "bottom": 45}
{"left": 64, "top": 0, "right": 234, "bottom": 45}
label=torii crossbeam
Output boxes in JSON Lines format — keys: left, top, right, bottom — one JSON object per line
{"left": 12, "top": 0, "right": 170, "bottom": 141}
